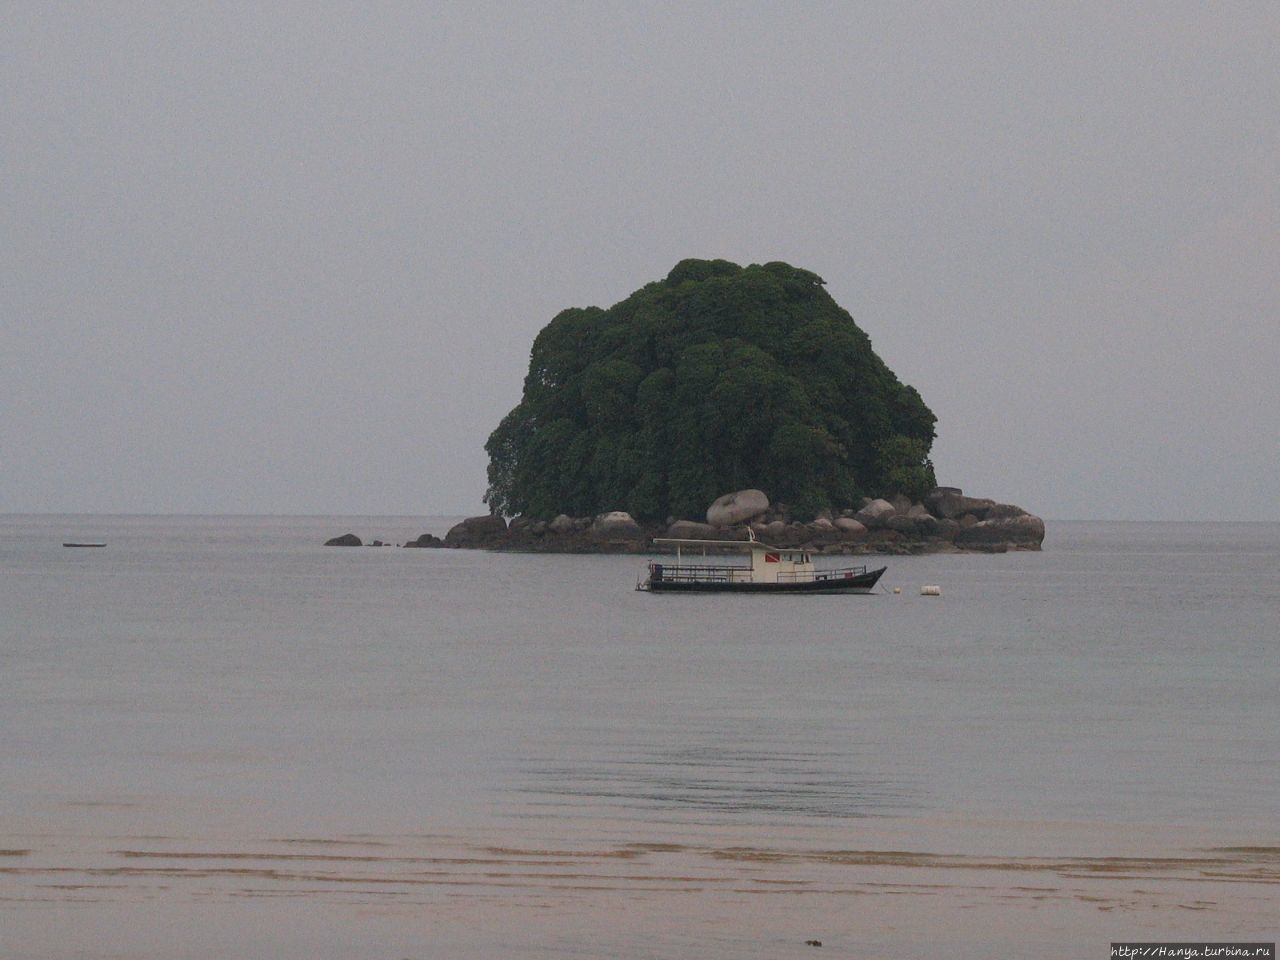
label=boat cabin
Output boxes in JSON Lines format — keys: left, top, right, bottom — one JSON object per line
{"left": 652, "top": 536, "right": 817, "bottom": 585}
{"left": 747, "top": 546, "right": 815, "bottom": 583}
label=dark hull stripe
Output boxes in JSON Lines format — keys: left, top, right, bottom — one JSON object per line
{"left": 646, "top": 567, "right": 886, "bottom": 594}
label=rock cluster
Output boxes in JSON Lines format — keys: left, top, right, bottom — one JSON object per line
{"left": 324, "top": 486, "right": 1044, "bottom": 554}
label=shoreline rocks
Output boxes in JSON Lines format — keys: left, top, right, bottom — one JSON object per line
{"left": 591, "top": 511, "right": 645, "bottom": 540}
{"left": 954, "top": 513, "right": 1045, "bottom": 549}
{"left": 444, "top": 514, "right": 508, "bottom": 547}
{"left": 323, "top": 487, "right": 1045, "bottom": 556}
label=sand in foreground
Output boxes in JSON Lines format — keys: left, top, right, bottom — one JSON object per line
{"left": 2, "top": 817, "right": 1275, "bottom": 959}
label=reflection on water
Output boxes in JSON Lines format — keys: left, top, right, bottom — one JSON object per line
{"left": 518, "top": 747, "right": 922, "bottom": 820}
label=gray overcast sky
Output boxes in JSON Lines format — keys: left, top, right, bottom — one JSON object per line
{"left": 4, "top": 2, "right": 1277, "bottom": 520}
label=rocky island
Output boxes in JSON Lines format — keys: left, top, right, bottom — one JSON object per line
{"left": 426, "top": 486, "right": 1043, "bottom": 554}
{"left": 330, "top": 259, "right": 1044, "bottom": 554}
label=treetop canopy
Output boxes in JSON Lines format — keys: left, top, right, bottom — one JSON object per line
{"left": 485, "top": 259, "right": 936, "bottom": 522}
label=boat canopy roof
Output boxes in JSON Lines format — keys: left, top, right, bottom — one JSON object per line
{"left": 651, "top": 537, "right": 786, "bottom": 552}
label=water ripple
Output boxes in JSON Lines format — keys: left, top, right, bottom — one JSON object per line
{"left": 515, "top": 747, "right": 924, "bottom": 821}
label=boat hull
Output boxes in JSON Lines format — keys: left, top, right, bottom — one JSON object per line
{"left": 645, "top": 566, "right": 886, "bottom": 594}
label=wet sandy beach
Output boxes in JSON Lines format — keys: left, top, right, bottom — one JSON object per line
{"left": 3, "top": 818, "right": 1276, "bottom": 959}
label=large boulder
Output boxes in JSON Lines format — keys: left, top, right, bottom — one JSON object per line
{"left": 985, "top": 502, "right": 1028, "bottom": 520}
{"left": 762, "top": 503, "right": 792, "bottom": 524}
{"left": 591, "top": 511, "right": 644, "bottom": 539}
{"left": 924, "top": 485, "right": 963, "bottom": 501}
{"left": 324, "top": 533, "right": 362, "bottom": 547}
{"left": 706, "top": 489, "right": 770, "bottom": 527}
{"left": 924, "top": 487, "right": 996, "bottom": 520}
{"left": 853, "top": 498, "right": 896, "bottom": 528}
{"left": 834, "top": 517, "right": 868, "bottom": 539}
{"left": 755, "top": 520, "right": 790, "bottom": 542}
{"left": 666, "top": 519, "right": 720, "bottom": 540}
{"left": 402, "top": 533, "right": 444, "bottom": 548}
{"left": 915, "top": 515, "right": 943, "bottom": 537}
{"left": 886, "top": 514, "right": 923, "bottom": 537}
{"left": 806, "top": 517, "right": 838, "bottom": 541}
{"left": 548, "top": 514, "right": 577, "bottom": 535}
{"left": 777, "top": 522, "right": 810, "bottom": 546}
{"left": 445, "top": 514, "right": 508, "bottom": 547}
{"left": 954, "top": 514, "right": 1046, "bottom": 549}
{"left": 934, "top": 517, "right": 961, "bottom": 541}
{"left": 888, "top": 513, "right": 943, "bottom": 538}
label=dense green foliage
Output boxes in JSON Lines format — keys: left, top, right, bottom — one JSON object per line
{"left": 485, "top": 260, "right": 936, "bottom": 521}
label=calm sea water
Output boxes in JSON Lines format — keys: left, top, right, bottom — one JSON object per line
{"left": 2, "top": 516, "right": 1277, "bottom": 957}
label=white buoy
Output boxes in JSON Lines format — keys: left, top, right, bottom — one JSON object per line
{"left": 920, "top": 585, "right": 942, "bottom": 596}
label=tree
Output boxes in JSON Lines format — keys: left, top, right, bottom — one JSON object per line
{"left": 484, "top": 259, "right": 936, "bottom": 521}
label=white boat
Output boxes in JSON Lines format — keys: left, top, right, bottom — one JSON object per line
{"left": 637, "top": 531, "right": 885, "bottom": 594}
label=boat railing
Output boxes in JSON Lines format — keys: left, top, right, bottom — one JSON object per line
{"left": 648, "top": 562, "right": 752, "bottom": 584}
{"left": 775, "top": 564, "right": 870, "bottom": 583}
